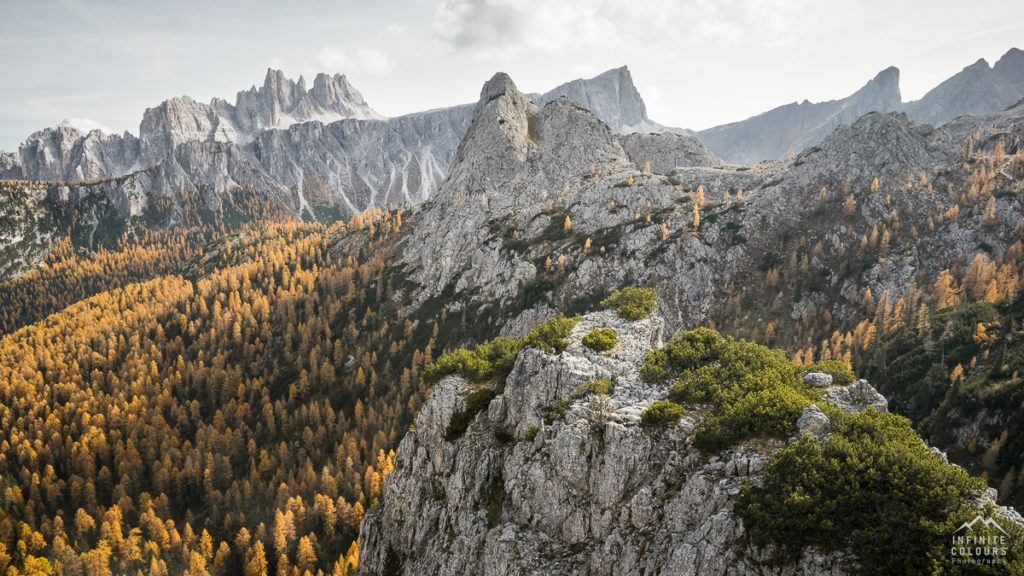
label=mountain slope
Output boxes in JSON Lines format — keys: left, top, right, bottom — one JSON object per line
{"left": 698, "top": 47, "right": 1024, "bottom": 164}
{"left": 358, "top": 306, "right": 1024, "bottom": 575}
{"left": 393, "top": 70, "right": 1024, "bottom": 510}
{"left": 698, "top": 67, "right": 902, "bottom": 165}
{"left": 903, "top": 58, "right": 1022, "bottom": 126}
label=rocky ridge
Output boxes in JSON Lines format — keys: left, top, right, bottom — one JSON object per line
{"left": 698, "top": 47, "right": 1024, "bottom": 164}
{"left": 0, "top": 67, "right": 669, "bottom": 224}
{"left": 358, "top": 309, "right": 1022, "bottom": 575}
{"left": 903, "top": 57, "right": 1022, "bottom": 127}
{"left": 397, "top": 70, "right": 1024, "bottom": 342}
{"left": 698, "top": 66, "right": 902, "bottom": 165}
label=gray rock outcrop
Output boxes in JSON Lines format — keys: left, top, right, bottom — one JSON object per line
{"left": 617, "top": 132, "right": 721, "bottom": 173}
{"left": 823, "top": 379, "right": 889, "bottom": 414}
{"left": 797, "top": 404, "right": 832, "bottom": 438}
{"left": 358, "top": 310, "right": 855, "bottom": 575}
{"left": 802, "top": 372, "right": 833, "bottom": 388}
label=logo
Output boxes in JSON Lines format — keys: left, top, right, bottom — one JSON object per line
{"left": 950, "top": 514, "right": 1012, "bottom": 567}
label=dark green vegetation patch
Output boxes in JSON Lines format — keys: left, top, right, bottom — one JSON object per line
{"left": 639, "top": 326, "right": 1020, "bottom": 574}
{"left": 601, "top": 287, "right": 659, "bottom": 321}
{"left": 640, "top": 400, "right": 685, "bottom": 429}
{"left": 582, "top": 327, "right": 618, "bottom": 352}
{"left": 445, "top": 387, "right": 498, "bottom": 441}
{"left": 737, "top": 407, "right": 1023, "bottom": 575}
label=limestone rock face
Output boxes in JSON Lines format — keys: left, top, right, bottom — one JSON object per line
{"left": 617, "top": 132, "right": 721, "bottom": 173}
{"left": 994, "top": 47, "right": 1024, "bottom": 93}
{"left": 822, "top": 379, "right": 889, "bottom": 414}
{"left": 802, "top": 372, "right": 834, "bottom": 388}
{"left": 0, "top": 67, "right": 663, "bottom": 219}
{"left": 12, "top": 125, "right": 141, "bottom": 182}
{"left": 532, "top": 66, "right": 666, "bottom": 134}
{"left": 359, "top": 310, "right": 855, "bottom": 575}
{"left": 399, "top": 73, "right": 634, "bottom": 309}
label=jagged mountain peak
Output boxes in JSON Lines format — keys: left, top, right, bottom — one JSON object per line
{"left": 445, "top": 71, "right": 631, "bottom": 200}
{"left": 401, "top": 71, "right": 637, "bottom": 311}
{"left": 848, "top": 65, "right": 902, "bottom": 112}
{"left": 965, "top": 57, "right": 992, "bottom": 71}
{"left": 864, "top": 65, "right": 900, "bottom": 92}
{"left": 448, "top": 71, "right": 537, "bottom": 175}
{"left": 995, "top": 47, "right": 1024, "bottom": 92}
{"left": 902, "top": 55, "right": 1019, "bottom": 126}
{"left": 532, "top": 65, "right": 661, "bottom": 134}
{"left": 698, "top": 65, "right": 902, "bottom": 164}
{"left": 480, "top": 71, "right": 519, "bottom": 102}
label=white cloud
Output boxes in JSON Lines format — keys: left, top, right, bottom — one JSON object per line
{"left": 58, "top": 117, "right": 112, "bottom": 134}
{"left": 316, "top": 47, "right": 395, "bottom": 76}
{"left": 431, "top": 0, "right": 806, "bottom": 56}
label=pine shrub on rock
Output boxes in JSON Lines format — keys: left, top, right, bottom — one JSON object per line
{"left": 641, "top": 400, "right": 685, "bottom": 429}
{"left": 601, "top": 287, "right": 659, "bottom": 321}
{"left": 582, "top": 328, "right": 618, "bottom": 352}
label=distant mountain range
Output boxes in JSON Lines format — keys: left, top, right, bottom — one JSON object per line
{"left": 699, "top": 48, "right": 1024, "bottom": 163}
{"left": 1, "top": 48, "right": 1021, "bottom": 217}
{"left": 0, "top": 67, "right": 669, "bottom": 220}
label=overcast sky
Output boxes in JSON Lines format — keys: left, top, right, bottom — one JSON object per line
{"left": 1, "top": 0, "right": 1022, "bottom": 151}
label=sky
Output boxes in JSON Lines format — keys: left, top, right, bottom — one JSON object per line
{"left": 1, "top": 0, "right": 1023, "bottom": 152}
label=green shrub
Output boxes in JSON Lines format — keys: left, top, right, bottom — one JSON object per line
{"left": 642, "top": 328, "right": 822, "bottom": 448}
{"left": 601, "top": 287, "right": 659, "bottom": 321}
{"left": 582, "top": 328, "right": 618, "bottom": 352}
{"left": 801, "top": 360, "right": 855, "bottom": 386}
{"left": 574, "top": 379, "right": 614, "bottom": 398}
{"left": 640, "top": 326, "right": 722, "bottom": 382}
{"left": 639, "top": 348, "right": 672, "bottom": 382}
{"left": 735, "top": 407, "right": 1020, "bottom": 574}
{"left": 516, "top": 426, "right": 539, "bottom": 442}
{"left": 424, "top": 337, "right": 524, "bottom": 384}
{"left": 542, "top": 399, "right": 571, "bottom": 424}
{"left": 692, "top": 385, "right": 811, "bottom": 452}
{"left": 445, "top": 388, "right": 497, "bottom": 441}
{"left": 641, "top": 400, "right": 685, "bottom": 429}
{"left": 524, "top": 314, "right": 580, "bottom": 354}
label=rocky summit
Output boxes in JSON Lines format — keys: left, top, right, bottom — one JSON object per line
{"left": 357, "top": 308, "right": 1023, "bottom": 575}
